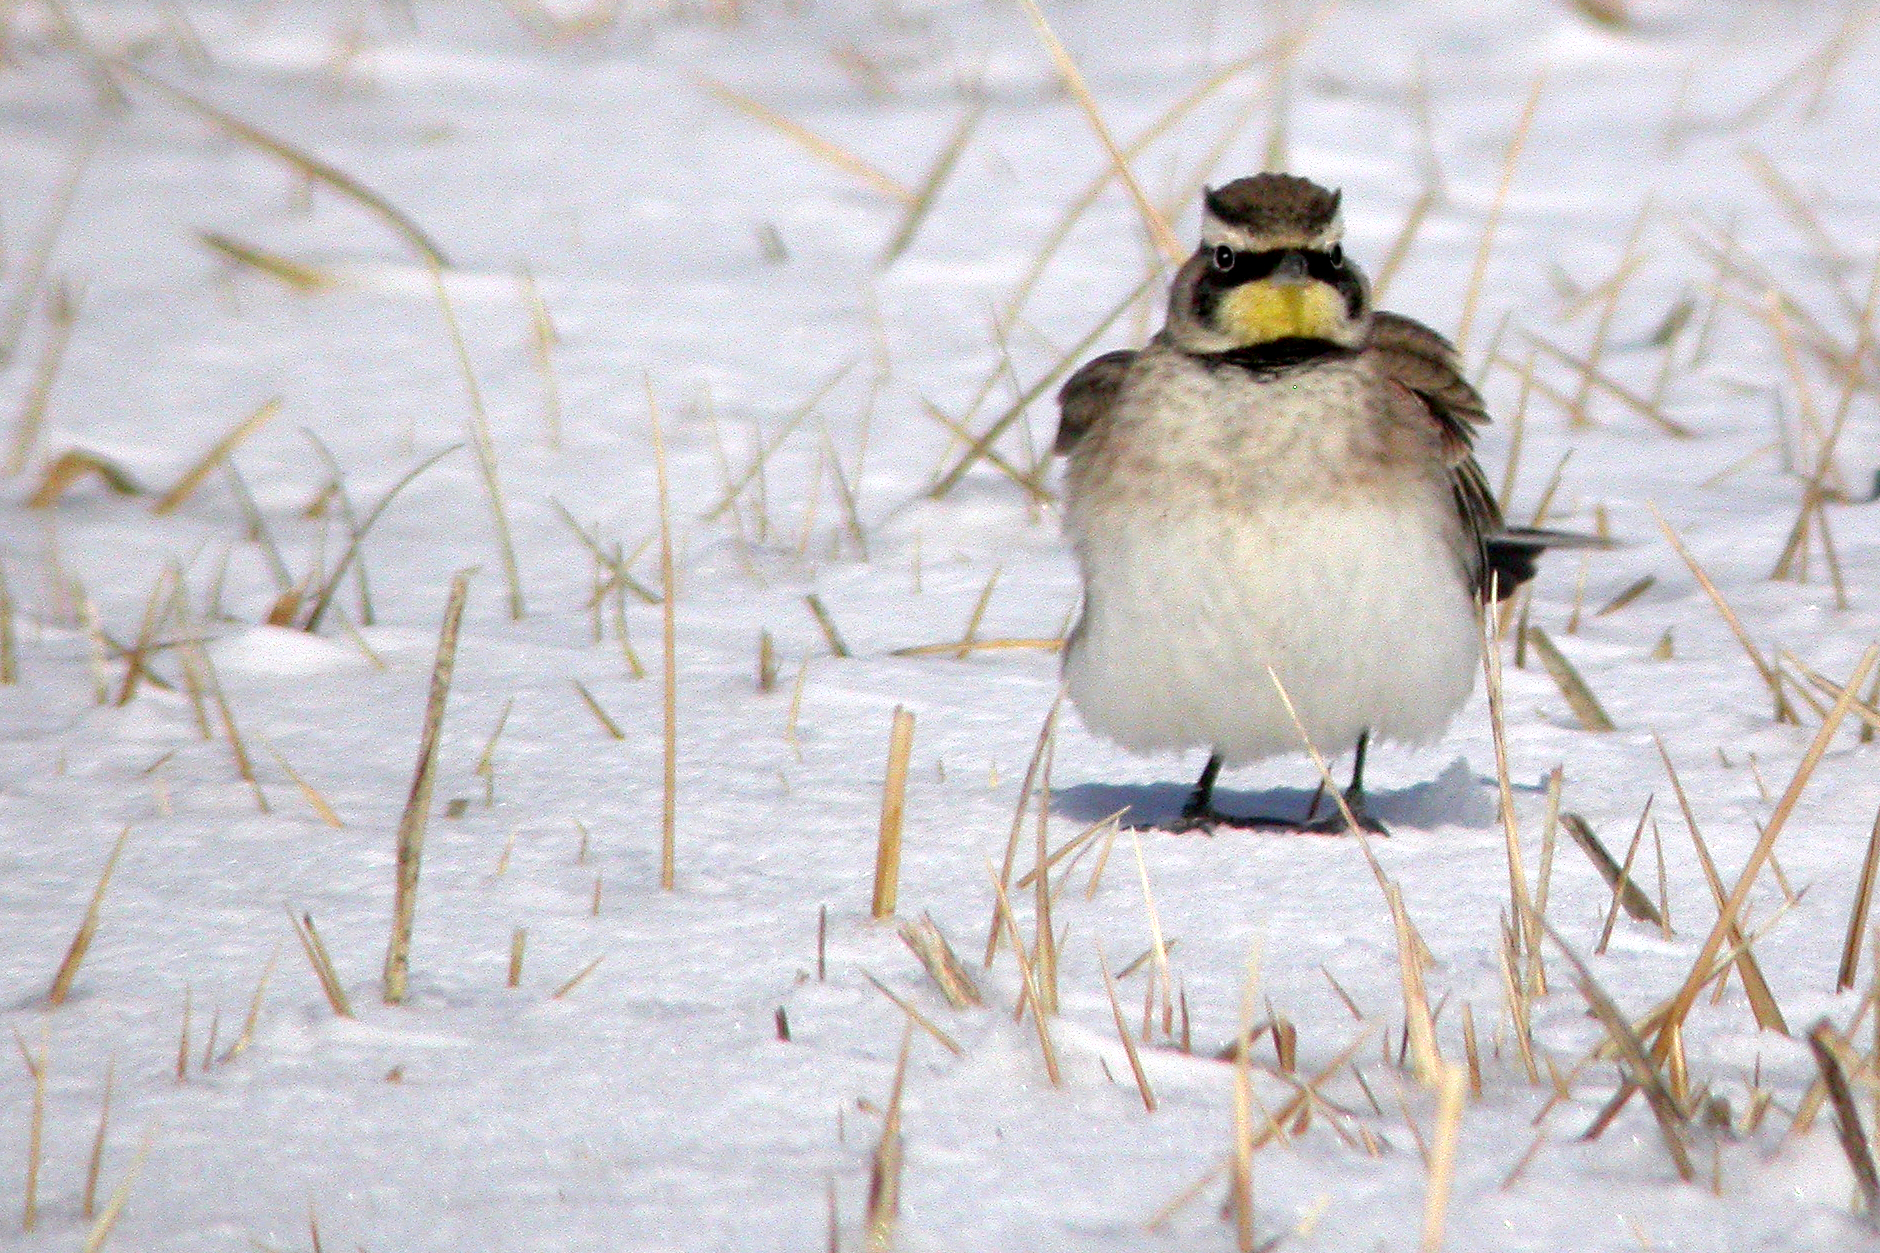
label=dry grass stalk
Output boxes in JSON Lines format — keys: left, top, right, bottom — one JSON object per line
{"left": 1567, "top": 199, "right": 1653, "bottom": 427}
{"left": 118, "top": 63, "right": 447, "bottom": 266}
{"left": 955, "top": 566, "right": 1002, "bottom": 660}
{"left": 1420, "top": 1062, "right": 1468, "bottom": 1253}
{"left": 290, "top": 911, "right": 353, "bottom": 1018}
{"left": 191, "top": 640, "right": 270, "bottom": 812}
{"left": 1228, "top": 942, "right": 1261, "bottom": 1251}
{"left": 1479, "top": 605, "right": 1543, "bottom": 978}
{"left": 571, "top": 679, "right": 625, "bottom": 739}
{"left": 1653, "top": 738, "right": 1787, "bottom": 1033}
{"left": 1030, "top": 729, "right": 1061, "bottom": 1016}
{"left": 82, "top": 1056, "right": 113, "bottom": 1218}
{"left": 892, "top": 636, "right": 1064, "bottom": 658}
{"left": 757, "top": 629, "right": 778, "bottom": 693}
{"left": 221, "top": 948, "right": 277, "bottom": 1066}
{"left": 1547, "top": 927, "right": 1695, "bottom": 1180}
{"left": 0, "top": 560, "right": 16, "bottom": 684}
{"left": 14, "top": 1027, "right": 46, "bottom": 1231}
{"left": 1370, "top": 186, "right": 1438, "bottom": 304}
{"left": 1456, "top": 66, "right": 1547, "bottom": 354}
{"left": 986, "top": 695, "right": 1062, "bottom": 964}
{"left": 517, "top": 264, "right": 562, "bottom": 449}
{"left": 1561, "top": 814, "right": 1662, "bottom": 928}
{"left": 1528, "top": 767, "right": 1564, "bottom": 993}
{"left": 1147, "top": 1160, "right": 1230, "bottom": 1229}
{"left": 1000, "top": 32, "right": 1311, "bottom": 326}
{"left": 1596, "top": 574, "right": 1655, "bottom": 617}
{"left": 986, "top": 861, "right": 1062, "bottom": 1083}
{"left": 1654, "top": 644, "right": 1877, "bottom": 1057}
{"left": 1731, "top": 5, "right": 1875, "bottom": 126}
{"left": 1095, "top": 943, "right": 1156, "bottom": 1111}
{"left": 1841, "top": 810, "right": 1880, "bottom": 993}
{"left": 1013, "top": 0, "right": 1181, "bottom": 263}
{"left": 474, "top": 697, "right": 514, "bottom": 806}
{"left": 1520, "top": 335, "right": 1696, "bottom": 437}
{"left": 698, "top": 77, "right": 911, "bottom": 204}
{"left": 260, "top": 739, "right": 343, "bottom": 827}
{"left": 549, "top": 502, "right": 658, "bottom": 604}
{"left": 917, "top": 399, "right": 1051, "bottom": 502}
{"left": 1236, "top": 1031, "right": 1373, "bottom": 1161}
{"left": 1787, "top": 651, "right": 1880, "bottom": 739}
{"left": 1741, "top": 148, "right": 1864, "bottom": 326}
{"left": 784, "top": 658, "right": 810, "bottom": 760}
{"left": 1568, "top": 0, "right": 1630, "bottom": 28}
{"left": 1769, "top": 259, "right": 1879, "bottom": 596}
{"left": 382, "top": 569, "right": 472, "bottom": 1004}
{"left": 430, "top": 266, "right": 525, "bottom": 619}
{"left": 880, "top": 102, "right": 983, "bottom": 267}
{"left": 1461, "top": 1003, "right": 1483, "bottom": 1098}
{"left": 898, "top": 915, "right": 981, "bottom": 1009}
{"left": 114, "top": 565, "right": 176, "bottom": 707}
{"left": 861, "top": 970, "right": 962, "bottom": 1056}
{"left": 507, "top": 927, "right": 526, "bottom": 989}
{"left": 301, "top": 443, "right": 463, "bottom": 633}
{"left": 1128, "top": 830, "right": 1176, "bottom": 1039}
{"left": 817, "top": 418, "right": 871, "bottom": 560}
{"left": 550, "top": 955, "right": 605, "bottom": 999}
{"left": 1809, "top": 1020, "right": 1880, "bottom": 1225}
{"left": 1792, "top": 985, "right": 1880, "bottom": 1139}
{"left": 647, "top": 383, "right": 679, "bottom": 891}
{"left": 24, "top": 447, "right": 142, "bottom": 508}
{"left": 930, "top": 272, "right": 1157, "bottom": 498}
{"left": 703, "top": 360, "right": 854, "bottom": 525}
{"left": 6, "top": 281, "right": 83, "bottom": 477}
{"left": 48, "top": 825, "right": 131, "bottom": 1006}
{"left": 1651, "top": 504, "right": 1796, "bottom": 723}
{"left": 152, "top": 397, "right": 282, "bottom": 515}
{"left": 80, "top": 1121, "right": 155, "bottom": 1253}
{"left": 804, "top": 593, "right": 851, "bottom": 658}
{"left": 1595, "top": 801, "right": 1655, "bottom": 954}
{"left": 174, "top": 985, "right": 192, "bottom": 1082}
{"left": 1389, "top": 883, "right": 1443, "bottom": 1088}
{"left": 200, "top": 233, "right": 333, "bottom": 292}
{"left": 0, "top": 118, "right": 100, "bottom": 367}
{"left": 1498, "top": 921, "right": 1541, "bottom": 1083}
{"left": 1016, "top": 809, "right": 1124, "bottom": 892}
{"left": 872, "top": 707, "right": 916, "bottom": 919}
{"left": 866, "top": 1023, "right": 914, "bottom": 1251}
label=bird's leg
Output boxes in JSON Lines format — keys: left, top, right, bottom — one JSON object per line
{"left": 1171, "top": 752, "right": 1295, "bottom": 832}
{"left": 1174, "top": 753, "right": 1225, "bottom": 829}
{"left": 1298, "top": 730, "right": 1388, "bottom": 834}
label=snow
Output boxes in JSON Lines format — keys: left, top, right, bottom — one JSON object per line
{"left": 2, "top": 1, "right": 1879, "bottom": 1249}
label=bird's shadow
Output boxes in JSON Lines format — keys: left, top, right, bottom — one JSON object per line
{"left": 1052, "top": 757, "right": 1497, "bottom": 831}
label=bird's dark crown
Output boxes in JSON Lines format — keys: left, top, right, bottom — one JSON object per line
{"left": 1203, "top": 174, "right": 1342, "bottom": 237}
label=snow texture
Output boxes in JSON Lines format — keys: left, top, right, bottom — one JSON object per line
{"left": 2, "top": 1, "right": 1880, "bottom": 1250}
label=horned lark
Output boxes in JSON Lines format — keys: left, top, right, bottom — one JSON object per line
{"left": 1056, "top": 173, "right": 1595, "bottom": 833}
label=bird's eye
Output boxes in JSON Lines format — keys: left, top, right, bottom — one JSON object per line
{"left": 1212, "top": 245, "right": 1236, "bottom": 272}
{"left": 1329, "top": 244, "right": 1345, "bottom": 268}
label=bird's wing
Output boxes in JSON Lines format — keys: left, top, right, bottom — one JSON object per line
{"left": 1368, "top": 312, "right": 1511, "bottom": 600}
{"left": 1372, "top": 312, "right": 1615, "bottom": 601}
{"left": 1053, "top": 349, "right": 1137, "bottom": 455}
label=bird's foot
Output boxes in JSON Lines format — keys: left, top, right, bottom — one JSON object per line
{"left": 1167, "top": 807, "right": 1304, "bottom": 834}
{"left": 1294, "top": 792, "right": 1389, "bottom": 836}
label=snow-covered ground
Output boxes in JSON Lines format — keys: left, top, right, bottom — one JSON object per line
{"left": 3, "top": 1, "right": 1879, "bottom": 1248}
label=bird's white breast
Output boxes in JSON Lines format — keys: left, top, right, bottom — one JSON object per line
{"left": 1062, "top": 348, "right": 1481, "bottom": 765}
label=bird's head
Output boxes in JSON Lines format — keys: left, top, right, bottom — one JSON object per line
{"left": 1166, "top": 173, "right": 1370, "bottom": 355}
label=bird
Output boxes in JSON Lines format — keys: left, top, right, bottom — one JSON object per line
{"left": 1054, "top": 172, "right": 1601, "bottom": 834}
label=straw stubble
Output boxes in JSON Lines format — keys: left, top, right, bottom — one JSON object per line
{"left": 383, "top": 570, "right": 472, "bottom": 1005}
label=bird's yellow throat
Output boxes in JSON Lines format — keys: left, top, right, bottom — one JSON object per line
{"left": 1218, "top": 281, "right": 1344, "bottom": 344}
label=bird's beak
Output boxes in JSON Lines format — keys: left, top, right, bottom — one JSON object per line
{"left": 1270, "top": 251, "right": 1311, "bottom": 285}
